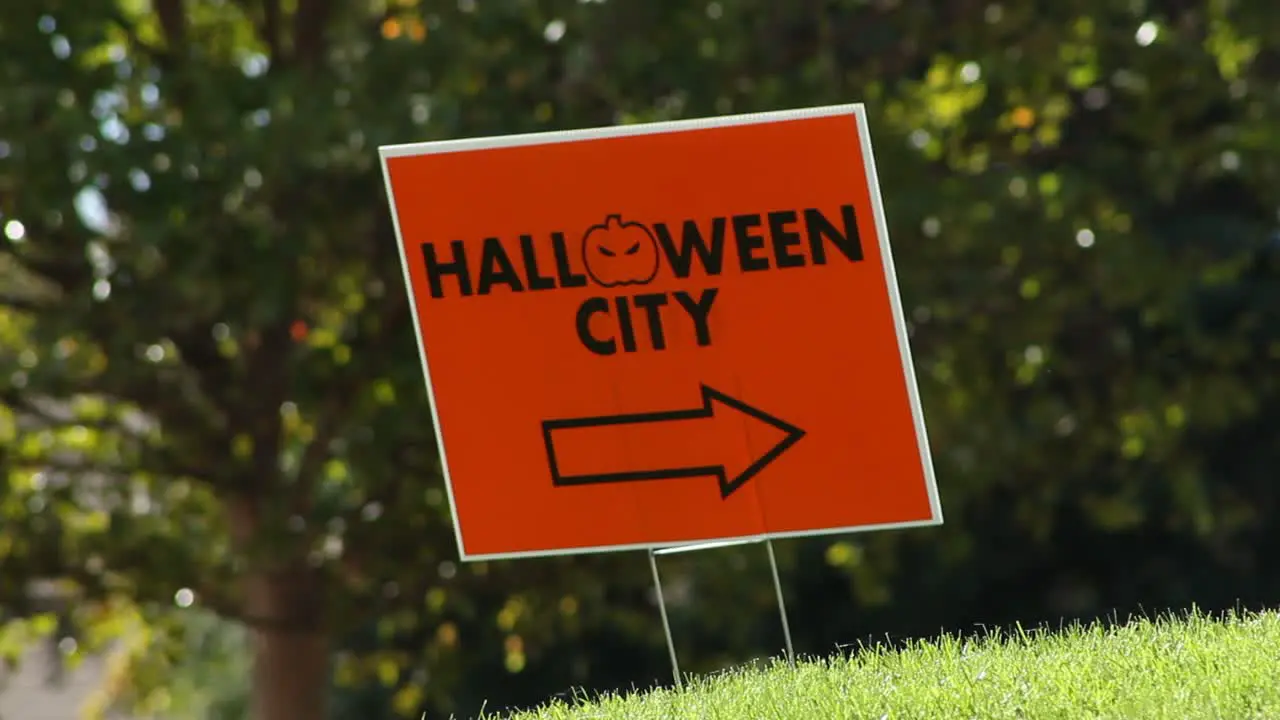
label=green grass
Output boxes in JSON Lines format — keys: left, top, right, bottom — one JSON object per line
{"left": 504, "top": 610, "right": 1280, "bottom": 719}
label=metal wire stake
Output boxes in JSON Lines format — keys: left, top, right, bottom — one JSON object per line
{"left": 764, "top": 538, "right": 796, "bottom": 666}
{"left": 647, "top": 548, "right": 683, "bottom": 689}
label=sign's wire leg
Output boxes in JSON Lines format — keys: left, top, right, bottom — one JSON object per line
{"left": 647, "top": 548, "right": 683, "bottom": 690}
{"left": 764, "top": 538, "right": 796, "bottom": 667}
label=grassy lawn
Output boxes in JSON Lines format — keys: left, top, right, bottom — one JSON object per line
{"left": 503, "top": 610, "right": 1279, "bottom": 719}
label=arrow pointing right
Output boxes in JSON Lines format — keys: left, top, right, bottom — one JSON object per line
{"left": 541, "top": 384, "right": 806, "bottom": 499}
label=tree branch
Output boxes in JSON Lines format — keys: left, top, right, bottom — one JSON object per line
{"left": 16, "top": 537, "right": 322, "bottom": 635}
{"left": 263, "top": 0, "right": 284, "bottom": 63}
{"left": 0, "top": 388, "right": 135, "bottom": 435}
{"left": 230, "top": 0, "right": 284, "bottom": 62}
{"left": 2, "top": 363, "right": 221, "bottom": 482}
{"left": 169, "top": 325, "right": 235, "bottom": 429}
{"left": 290, "top": 294, "right": 410, "bottom": 517}
{"left": 4, "top": 442, "right": 207, "bottom": 485}
{"left": 15, "top": 243, "right": 93, "bottom": 293}
{"left": 154, "top": 0, "right": 187, "bottom": 53}
{"left": 291, "top": 395, "right": 344, "bottom": 514}
{"left": 237, "top": 323, "right": 290, "bottom": 495}
{"left": 293, "top": 0, "right": 333, "bottom": 71}
{"left": 0, "top": 293, "right": 44, "bottom": 314}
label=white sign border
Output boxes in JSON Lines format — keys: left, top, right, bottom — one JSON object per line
{"left": 378, "top": 103, "right": 943, "bottom": 562}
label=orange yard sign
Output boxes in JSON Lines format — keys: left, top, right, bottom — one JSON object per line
{"left": 379, "top": 104, "right": 942, "bottom": 561}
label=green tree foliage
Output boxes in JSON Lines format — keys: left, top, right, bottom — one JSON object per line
{"left": 2, "top": 0, "right": 1278, "bottom": 718}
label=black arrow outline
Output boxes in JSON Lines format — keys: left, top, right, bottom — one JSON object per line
{"left": 541, "top": 384, "right": 806, "bottom": 499}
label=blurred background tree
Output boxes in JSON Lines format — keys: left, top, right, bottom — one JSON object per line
{"left": 1, "top": 0, "right": 1277, "bottom": 718}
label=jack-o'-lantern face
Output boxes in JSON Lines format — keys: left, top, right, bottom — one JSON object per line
{"left": 581, "top": 214, "right": 660, "bottom": 287}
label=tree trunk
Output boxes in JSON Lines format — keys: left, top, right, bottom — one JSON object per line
{"left": 246, "top": 568, "right": 330, "bottom": 720}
